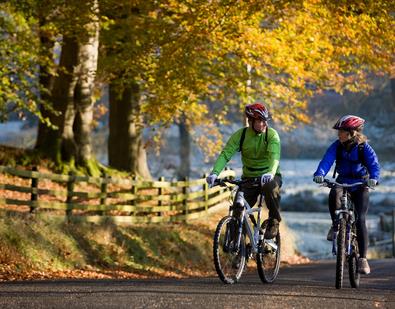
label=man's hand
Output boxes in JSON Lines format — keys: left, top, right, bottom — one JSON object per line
{"left": 367, "top": 178, "right": 377, "bottom": 187}
{"left": 260, "top": 173, "right": 274, "bottom": 186}
{"left": 313, "top": 175, "right": 324, "bottom": 184}
{"left": 206, "top": 173, "right": 218, "bottom": 188}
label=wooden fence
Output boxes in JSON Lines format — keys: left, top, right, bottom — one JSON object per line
{"left": 0, "top": 165, "right": 235, "bottom": 224}
{"left": 374, "top": 209, "right": 395, "bottom": 257}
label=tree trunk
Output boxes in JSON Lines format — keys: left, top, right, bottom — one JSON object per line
{"left": 43, "top": 36, "right": 79, "bottom": 162}
{"left": 36, "top": 1, "right": 100, "bottom": 175}
{"left": 35, "top": 15, "right": 56, "bottom": 151}
{"left": 108, "top": 83, "right": 131, "bottom": 170}
{"left": 177, "top": 115, "right": 191, "bottom": 179}
{"left": 73, "top": 10, "right": 100, "bottom": 174}
{"left": 108, "top": 82, "right": 151, "bottom": 179}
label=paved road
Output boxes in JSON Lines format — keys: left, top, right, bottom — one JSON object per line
{"left": 0, "top": 259, "right": 394, "bottom": 308}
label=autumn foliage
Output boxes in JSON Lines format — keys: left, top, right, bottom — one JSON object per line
{"left": 0, "top": 0, "right": 394, "bottom": 165}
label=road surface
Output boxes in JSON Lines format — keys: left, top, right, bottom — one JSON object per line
{"left": 0, "top": 259, "right": 394, "bottom": 308}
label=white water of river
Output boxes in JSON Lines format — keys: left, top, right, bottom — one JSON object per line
{"left": 282, "top": 211, "right": 379, "bottom": 260}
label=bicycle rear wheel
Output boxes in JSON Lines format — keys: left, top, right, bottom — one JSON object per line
{"left": 336, "top": 218, "right": 346, "bottom": 289}
{"left": 213, "top": 216, "right": 246, "bottom": 284}
{"left": 348, "top": 235, "right": 360, "bottom": 288}
{"left": 257, "top": 232, "right": 281, "bottom": 283}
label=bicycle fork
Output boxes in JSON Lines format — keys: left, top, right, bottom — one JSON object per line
{"left": 235, "top": 209, "right": 246, "bottom": 252}
{"left": 332, "top": 211, "right": 353, "bottom": 256}
{"left": 332, "top": 225, "right": 338, "bottom": 255}
{"left": 346, "top": 223, "right": 352, "bottom": 255}
{"left": 332, "top": 210, "right": 346, "bottom": 256}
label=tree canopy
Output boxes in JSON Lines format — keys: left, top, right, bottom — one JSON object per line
{"left": 99, "top": 0, "right": 394, "bottom": 155}
{"left": 1, "top": 0, "right": 394, "bottom": 162}
{"left": 0, "top": 3, "right": 41, "bottom": 121}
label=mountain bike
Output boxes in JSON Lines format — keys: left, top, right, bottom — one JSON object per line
{"left": 212, "top": 178, "right": 281, "bottom": 284}
{"left": 320, "top": 179, "right": 365, "bottom": 289}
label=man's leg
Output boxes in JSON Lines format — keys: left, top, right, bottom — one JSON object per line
{"left": 232, "top": 188, "right": 258, "bottom": 219}
{"left": 261, "top": 175, "right": 282, "bottom": 238}
{"left": 229, "top": 188, "right": 259, "bottom": 246}
{"left": 242, "top": 186, "right": 261, "bottom": 227}
{"left": 261, "top": 175, "right": 282, "bottom": 222}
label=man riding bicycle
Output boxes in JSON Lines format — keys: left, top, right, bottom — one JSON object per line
{"left": 206, "top": 102, "right": 282, "bottom": 239}
{"left": 313, "top": 115, "right": 380, "bottom": 274}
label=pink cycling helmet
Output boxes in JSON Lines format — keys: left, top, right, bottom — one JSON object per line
{"left": 245, "top": 102, "right": 270, "bottom": 120}
{"left": 333, "top": 115, "right": 365, "bottom": 131}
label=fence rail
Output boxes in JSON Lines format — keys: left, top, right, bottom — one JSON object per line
{"left": 0, "top": 165, "right": 235, "bottom": 223}
{"left": 375, "top": 208, "right": 395, "bottom": 257}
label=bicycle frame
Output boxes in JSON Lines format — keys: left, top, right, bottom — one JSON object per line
{"left": 231, "top": 191, "right": 277, "bottom": 255}
{"left": 233, "top": 192, "right": 261, "bottom": 253}
{"left": 213, "top": 177, "right": 281, "bottom": 284}
{"left": 332, "top": 191, "right": 355, "bottom": 256}
{"left": 323, "top": 180, "right": 364, "bottom": 256}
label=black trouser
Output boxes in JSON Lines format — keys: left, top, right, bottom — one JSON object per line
{"left": 233, "top": 175, "right": 282, "bottom": 223}
{"left": 329, "top": 186, "right": 369, "bottom": 258}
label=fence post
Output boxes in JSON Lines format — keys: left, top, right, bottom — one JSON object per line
{"left": 99, "top": 172, "right": 108, "bottom": 215}
{"left": 392, "top": 208, "right": 395, "bottom": 258}
{"left": 30, "top": 166, "right": 38, "bottom": 213}
{"left": 130, "top": 175, "right": 137, "bottom": 216}
{"left": 66, "top": 171, "right": 75, "bottom": 217}
{"left": 182, "top": 176, "right": 188, "bottom": 218}
{"left": 158, "top": 176, "right": 164, "bottom": 216}
{"left": 203, "top": 173, "right": 208, "bottom": 213}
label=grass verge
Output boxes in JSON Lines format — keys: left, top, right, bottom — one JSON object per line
{"left": 0, "top": 209, "right": 306, "bottom": 281}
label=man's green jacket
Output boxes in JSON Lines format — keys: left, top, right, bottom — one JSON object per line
{"left": 211, "top": 126, "right": 281, "bottom": 178}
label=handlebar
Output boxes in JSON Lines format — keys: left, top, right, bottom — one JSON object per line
{"left": 321, "top": 178, "right": 368, "bottom": 189}
{"left": 213, "top": 177, "right": 261, "bottom": 188}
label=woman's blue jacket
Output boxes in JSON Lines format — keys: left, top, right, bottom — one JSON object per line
{"left": 314, "top": 140, "right": 380, "bottom": 185}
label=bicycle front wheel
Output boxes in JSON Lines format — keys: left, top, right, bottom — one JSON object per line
{"left": 213, "top": 216, "right": 246, "bottom": 284}
{"left": 336, "top": 218, "right": 346, "bottom": 289}
{"left": 257, "top": 232, "right": 281, "bottom": 283}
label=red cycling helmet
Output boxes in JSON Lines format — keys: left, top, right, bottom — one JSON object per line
{"left": 333, "top": 115, "right": 365, "bottom": 131}
{"left": 245, "top": 102, "right": 270, "bottom": 120}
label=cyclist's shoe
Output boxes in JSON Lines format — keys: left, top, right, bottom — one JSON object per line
{"left": 245, "top": 243, "right": 253, "bottom": 262}
{"left": 327, "top": 225, "right": 334, "bottom": 241}
{"left": 264, "top": 219, "right": 279, "bottom": 239}
{"left": 358, "top": 258, "right": 371, "bottom": 275}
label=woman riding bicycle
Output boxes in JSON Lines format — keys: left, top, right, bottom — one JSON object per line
{"left": 206, "top": 102, "right": 282, "bottom": 239}
{"left": 313, "top": 115, "right": 380, "bottom": 275}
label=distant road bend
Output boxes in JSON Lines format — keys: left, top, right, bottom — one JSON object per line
{"left": 0, "top": 259, "right": 394, "bottom": 308}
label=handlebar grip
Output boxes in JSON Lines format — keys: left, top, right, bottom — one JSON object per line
{"left": 213, "top": 179, "right": 227, "bottom": 187}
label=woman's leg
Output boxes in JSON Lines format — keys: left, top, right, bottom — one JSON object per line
{"left": 351, "top": 187, "right": 370, "bottom": 258}
{"left": 327, "top": 187, "right": 343, "bottom": 240}
{"left": 328, "top": 187, "right": 342, "bottom": 222}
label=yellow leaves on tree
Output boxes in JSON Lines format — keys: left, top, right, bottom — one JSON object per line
{"left": 100, "top": 0, "right": 394, "bottom": 157}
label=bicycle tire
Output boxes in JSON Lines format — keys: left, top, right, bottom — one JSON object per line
{"left": 213, "top": 216, "right": 246, "bottom": 284}
{"left": 336, "top": 218, "right": 346, "bottom": 289}
{"left": 348, "top": 236, "right": 360, "bottom": 288}
{"left": 256, "top": 232, "right": 281, "bottom": 283}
